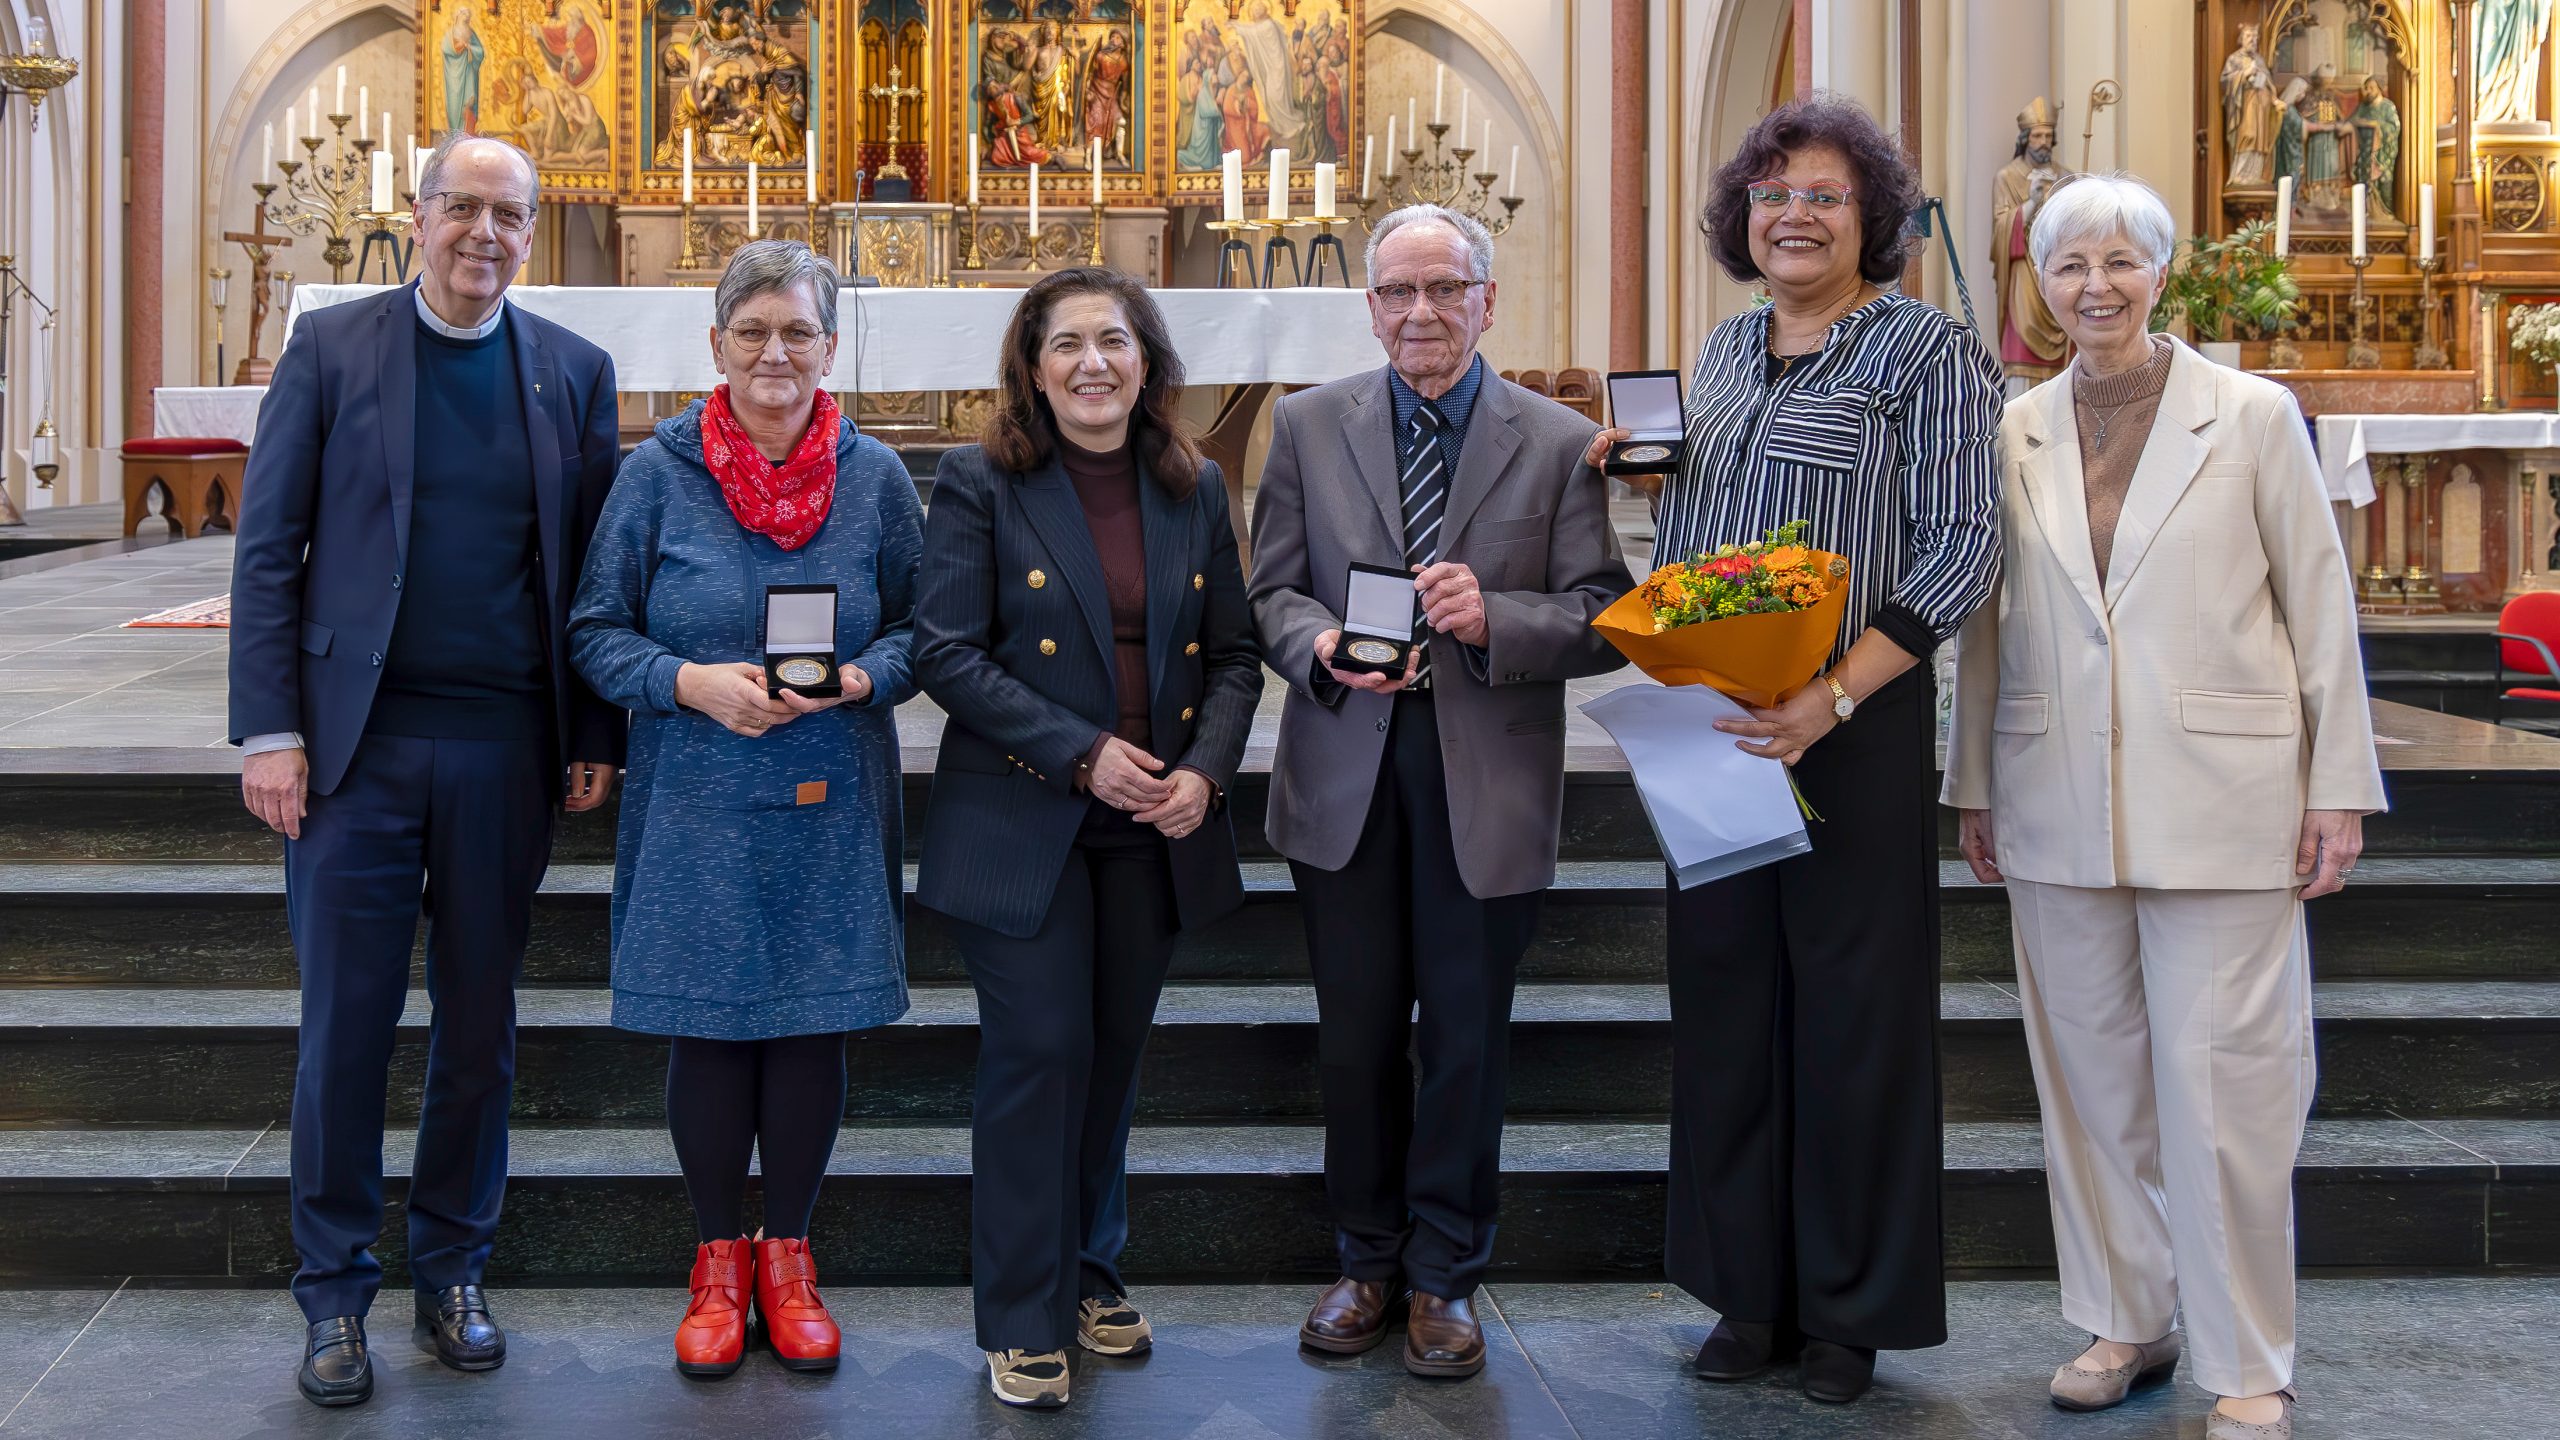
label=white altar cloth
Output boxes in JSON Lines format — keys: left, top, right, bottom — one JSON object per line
{"left": 151, "top": 387, "right": 263, "bottom": 445}
{"left": 286, "top": 284, "right": 1381, "bottom": 393}
{"left": 2315, "top": 412, "right": 2560, "bottom": 510}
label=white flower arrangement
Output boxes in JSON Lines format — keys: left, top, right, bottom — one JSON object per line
{"left": 2510, "top": 302, "right": 2560, "bottom": 371}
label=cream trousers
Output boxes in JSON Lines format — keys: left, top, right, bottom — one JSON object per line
{"left": 2006, "top": 879, "right": 2315, "bottom": 1398}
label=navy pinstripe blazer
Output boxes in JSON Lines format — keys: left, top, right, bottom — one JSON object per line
{"left": 912, "top": 442, "right": 1263, "bottom": 939}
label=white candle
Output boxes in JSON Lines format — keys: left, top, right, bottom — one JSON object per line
{"left": 1028, "top": 162, "right": 1040, "bottom": 236}
{"left": 1315, "top": 161, "right": 1336, "bottom": 218}
{"left": 2273, "top": 176, "right": 2294, "bottom": 257}
{"left": 371, "top": 151, "right": 392, "bottom": 213}
{"left": 407, "top": 134, "right": 420, "bottom": 191}
{"left": 336, "top": 67, "right": 347, "bottom": 116}
{"left": 1222, "top": 149, "right": 1244, "bottom": 222}
{"left": 2351, "top": 183, "right": 2368, "bottom": 258}
{"left": 285, "top": 105, "right": 297, "bottom": 148}
{"left": 1507, "top": 145, "right": 1519, "bottom": 197}
{"left": 805, "top": 129, "right": 817, "bottom": 203}
{"left": 358, "top": 91, "right": 369, "bottom": 141}
{"left": 262, "top": 123, "right": 274, "bottom": 175}
{"left": 1362, "top": 134, "right": 1375, "bottom": 199}
{"left": 1385, "top": 116, "right": 1398, "bottom": 178}
{"left": 1407, "top": 98, "right": 1417, "bottom": 143}
{"left": 308, "top": 87, "right": 319, "bottom": 126}
{"left": 681, "top": 128, "right": 694, "bottom": 204}
{"left": 1268, "top": 148, "right": 1290, "bottom": 220}
{"left": 1483, "top": 119, "right": 1494, "bottom": 158}
{"left": 1091, "top": 146, "right": 1102, "bottom": 205}
{"left": 748, "top": 160, "right": 759, "bottom": 236}
{"left": 968, "top": 133, "right": 981, "bottom": 206}
{"left": 2421, "top": 183, "right": 2437, "bottom": 263}
{"left": 1434, "top": 65, "right": 1445, "bottom": 124}
{"left": 1459, "top": 89, "right": 1469, "bottom": 141}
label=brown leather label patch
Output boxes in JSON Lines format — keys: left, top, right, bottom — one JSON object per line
{"left": 795, "top": 781, "right": 828, "bottom": 806}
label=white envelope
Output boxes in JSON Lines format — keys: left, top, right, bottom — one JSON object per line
{"left": 1581, "top": 682, "right": 1812, "bottom": 887}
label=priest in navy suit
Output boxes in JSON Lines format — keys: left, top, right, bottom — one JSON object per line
{"left": 225, "top": 135, "right": 625, "bottom": 1409}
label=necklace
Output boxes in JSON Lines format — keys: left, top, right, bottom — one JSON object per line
{"left": 1764, "top": 285, "right": 1878, "bottom": 382}
{"left": 1767, "top": 346, "right": 1822, "bottom": 381}
{"left": 2077, "top": 392, "right": 2148, "bottom": 452}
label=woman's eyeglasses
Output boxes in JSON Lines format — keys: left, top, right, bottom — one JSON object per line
{"left": 1744, "top": 183, "right": 1854, "bottom": 212}
{"left": 723, "top": 324, "right": 828, "bottom": 355}
{"left": 2041, "top": 257, "right": 2153, "bottom": 286}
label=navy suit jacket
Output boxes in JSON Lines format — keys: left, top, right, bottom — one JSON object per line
{"left": 913, "top": 443, "right": 1263, "bottom": 939}
{"left": 226, "top": 283, "right": 627, "bottom": 796}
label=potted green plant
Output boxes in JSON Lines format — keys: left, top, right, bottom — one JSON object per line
{"left": 2149, "top": 220, "right": 2303, "bottom": 369}
{"left": 2509, "top": 302, "right": 2560, "bottom": 408}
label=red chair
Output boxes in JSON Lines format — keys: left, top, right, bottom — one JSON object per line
{"left": 2495, "top": 591, "right": 2560, "bottom": 729}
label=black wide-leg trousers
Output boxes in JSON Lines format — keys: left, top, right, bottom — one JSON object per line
{"left": 1291, "top": 691, "right": 1541, "bottom": 1300}
{"left": 1663, "top": 667, "right": 1947, "bottom": 1351}
{"left": 946, "top": 804, "right": 1180, "bottom": 1354}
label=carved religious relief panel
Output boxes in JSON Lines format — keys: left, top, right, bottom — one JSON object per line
{"left": 960, "top": 1, "right": 1146, "bottom": 200}
{"left": 645, "top": 1, "right": 820, "bottom": 172}
{"left": 420, "top": 0, "right": 619, "bottom": 199}
{"left": 1165, "top": 0, "right": 1359, "bottom": 204}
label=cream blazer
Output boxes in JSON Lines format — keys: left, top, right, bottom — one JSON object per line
{"left": 1942, "top": 339, "right": 2386, "bottom": 890}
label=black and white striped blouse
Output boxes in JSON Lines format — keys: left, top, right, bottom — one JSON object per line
{"left": 1653, "top": 292, "right": 2003, "bottom": 666}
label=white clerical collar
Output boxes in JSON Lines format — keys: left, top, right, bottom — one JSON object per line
{"left": 414, "top": 285, "right": 505, "bottom": 340}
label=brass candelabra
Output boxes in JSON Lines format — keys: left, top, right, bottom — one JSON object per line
{"left": 1304, "top": 216, "right": 1353, "bottom": 287}
{"left": 1353, "top": 122, "right": 1523, "bottom": 237}
{"left": 956, "top": 203, "right": 985, "bottom": 273}
{"left": 2345, "top": 253, "right": 2381, "bottom": 370}
{"left": 2413, "top": 254, "right": 2450, "bottom": 370}
{"left": 1087, "top": 203, "right": 1107, "bottom": 266}
{"left": 269, "top": 113, "right": 411, "bottom": 283}
{"left": 1207, "top": 219, "right": 1260, "bottom": 289}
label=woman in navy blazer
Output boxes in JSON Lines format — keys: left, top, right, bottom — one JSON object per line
{"left": 914, "top": 268, "right": 1262, "bottom": 1408}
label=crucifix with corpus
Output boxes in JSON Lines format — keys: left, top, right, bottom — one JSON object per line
{"left": 223, "top": 203, "right": 294, "bottom": 385}
{"left": 866, "top": 64, "right": 927, "bottom": 199}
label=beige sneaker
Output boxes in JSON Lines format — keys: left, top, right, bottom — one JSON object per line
{"left": 985, "top": 1348, "right": 1070, "bottom": 1408}
{"left": 2049, "top": 1332, "right": 2182, "bottom": 1412}
{"left": 2205, "top": 1389, "right": 2297, "bottom": 1439}
{"left": 1077, "top": 1294, "right": 1153, "bottom": 1356}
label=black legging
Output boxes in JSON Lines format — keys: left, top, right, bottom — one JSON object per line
{"left": 666, "top": 1033, "right": 848, "bottom": 1244}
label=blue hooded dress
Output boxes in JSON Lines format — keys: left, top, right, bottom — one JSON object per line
{"left": 569, "top": 400, "right": 921, "bottom": 1040}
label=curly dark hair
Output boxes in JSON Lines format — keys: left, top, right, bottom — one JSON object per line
{"left": 981, "top": 267, "right": 1202, "bottom": 501}
{"left": 1701, "top": 93, "right": 1923, "bottom": 287}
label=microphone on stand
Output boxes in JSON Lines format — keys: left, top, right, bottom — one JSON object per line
{"left": 848, "top": 167, "right": 881, "bottom": 288}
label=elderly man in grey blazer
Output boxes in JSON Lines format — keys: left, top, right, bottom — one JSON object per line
{"left": 1249, "top": 203, "right": 1634, "bottom": 1379}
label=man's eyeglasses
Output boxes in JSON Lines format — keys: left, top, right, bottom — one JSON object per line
{"left": 424, "top": 192, "right": 537, "bottom": 234}
{"left": 2041, "top": 257, "right": 2153, "bottom": 286}
{"left": 724, "top": 323, "right": 827, "bottom": 354}
{"left": 1370, "top": 279, "right": 1486, "bottom": 313}
{"left": 1744, "top": 182, "right": 1854, "bottom": 212}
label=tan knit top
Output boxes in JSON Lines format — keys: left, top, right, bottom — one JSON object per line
{"left": 2070, "top": 335, "right": 2175, "bottom": 581}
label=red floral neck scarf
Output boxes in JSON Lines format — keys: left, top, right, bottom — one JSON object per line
{"left": 699, "top": 384, "right": 841, "bottom": 551}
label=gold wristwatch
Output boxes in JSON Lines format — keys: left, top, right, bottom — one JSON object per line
{"left": 1823, "top": 673, "right": 1854, "bottom": 722}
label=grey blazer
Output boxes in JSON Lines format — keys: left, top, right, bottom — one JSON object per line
{"left": 1247, "top": 365, "right": 1634, "bottom": 899}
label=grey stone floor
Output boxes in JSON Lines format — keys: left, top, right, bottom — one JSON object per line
{"left": 0, "top": 1278, "right": 2546, "bottom": 1438}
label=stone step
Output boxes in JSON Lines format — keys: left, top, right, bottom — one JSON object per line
{"left": 2, "top": 758, "right": 2551, "bottom": 864}
{"left": 0, "top": 1116, "right": 2547, "bottom": 1284}
{"left": 3, "top": 979, "right": 2552, "bottom": 1127}
{"left": 6, "top": 858, "right": 2557, "bottom": 987}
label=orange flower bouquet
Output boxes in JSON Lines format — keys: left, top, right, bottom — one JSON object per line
{"left": 1591, "top": 521, "right": 1850, "bottom": 707}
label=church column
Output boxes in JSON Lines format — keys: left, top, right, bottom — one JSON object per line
{"left": 1610, "top": 0, "right": 1646, "bottom": 371}
{"left": 126, "top": 0, "right": 165, "bottom": 441}
{"left": 2451, "top": 0, "right": 2483, "bottom": 273}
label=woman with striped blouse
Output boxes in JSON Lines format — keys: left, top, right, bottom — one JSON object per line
{"left": 1590, "top": 95, "right": 2001, "bottom": 1404}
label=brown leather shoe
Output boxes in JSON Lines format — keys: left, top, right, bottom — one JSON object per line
{"left": 1404, "top": 1292, "right": 1486, "bottom": 1378}
{"left": 1299, "top": 1277, "right": 1408, "bottom": 1355}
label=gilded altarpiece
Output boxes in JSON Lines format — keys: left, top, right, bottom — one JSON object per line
{"left": 420, "top": 0, "right": 621, "bottom": 199}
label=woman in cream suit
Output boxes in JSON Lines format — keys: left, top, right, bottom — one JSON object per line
{"left": 1943, "top": 175, "right": 2386, "bottom": 1440}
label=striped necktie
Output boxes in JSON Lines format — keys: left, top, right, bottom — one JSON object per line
{"left": 1399, "top": 399, "right": 1451, "bottom": 686}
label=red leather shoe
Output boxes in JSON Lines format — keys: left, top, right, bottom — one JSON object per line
{"left": 674, "top": 1237, "right": 755, "bottom": 1379}
{"left": 752, "top": 1236, "right": 841, "bottom": 1372}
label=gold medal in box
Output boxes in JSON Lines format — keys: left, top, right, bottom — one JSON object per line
{"left": 764, "top": 583, "right": 842, "bottom": 699}
{"left": 1604, "top": 369, "right": 1687, "bottom": 476}
{"left": 1332, "top": 562, "right": 1420, "bottom": 677}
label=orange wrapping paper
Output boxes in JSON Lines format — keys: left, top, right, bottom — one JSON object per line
{"left": 1589, "top": 551, "right": 1852, "bottom": 708}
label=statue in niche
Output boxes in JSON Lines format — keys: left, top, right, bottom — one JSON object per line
{"left": 2275, "top": 76, "right": 2308, "bottom": 185}
{"left": 1990, "top": 98, "right": 2067, "bottom": 387}
{"left": 2295, "top": 66, "right": 2356, "bottom": 212}
{"left": 1028, "top": 20, "right": 1079, "bottom": 156}
{"left": 2221, "top": 22, "right": 2279, "bottom": 186}
{"left": 441, "top": 4, "right": 487, "bottom": 138}
{"left": 2354, "top": 75, "right": 2401, "bottom": 216}
{"left": 650, "top": 1, "right": 811, "bottom": 168}
{"left": 2475, "top": 0, "right": 2554, "bottom": 126}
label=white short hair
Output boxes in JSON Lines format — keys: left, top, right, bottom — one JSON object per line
{"left": 2027, "top": 173, "right": 2177, "bottom": 272}
{"left": 1362, "top": 204, "right": 1494, "bottom": 281}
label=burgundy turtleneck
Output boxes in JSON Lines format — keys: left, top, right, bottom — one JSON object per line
{"left": 1060, "top": 435, "right": 1151, "bottom": 754}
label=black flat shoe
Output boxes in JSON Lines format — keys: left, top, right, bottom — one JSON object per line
{"left": 414, "top": 1283, "right": 507, "bottom": 1371}
{"left": 1693, "top": 1319, "right": 1804, "bottom": 1381}
{"left": 298, "top": 1316, "right": 372, "bottom": 1408}
{"left": 1801, "top": 1337, "right": 1877, "bottom": 1403}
